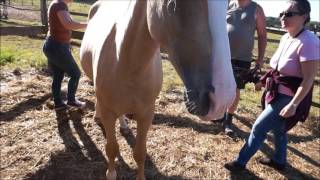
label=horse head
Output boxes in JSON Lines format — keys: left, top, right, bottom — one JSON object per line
{"left": 80, "top": 1, "right": 236, "bottom": 178}
{"left": 148, "top": 0, "right": 236, "bottom": 119}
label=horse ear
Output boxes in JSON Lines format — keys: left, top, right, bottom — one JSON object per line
{"left": 167, "top": 0, "right": 177, "bottom": 16}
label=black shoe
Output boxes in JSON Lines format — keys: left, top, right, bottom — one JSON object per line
{"left": 259, "top": 158, "right": 286, "bottom": 171}
{"left": 224, "top": 161, "right": 245, "bottom": 172}
{"left": 54, "top": 102, "right": 68, "bottom": 111}
{"left": 67, "top": 99, "right": 86, "bottom": 108}
{"left": 222, "top": 113, "right": 234, "bottom": 135}
{"left": 224, "top": 125, "right": 234, "bottom": 135}
{"left": 211, "top": 117, "right": 224, "bottom": 124}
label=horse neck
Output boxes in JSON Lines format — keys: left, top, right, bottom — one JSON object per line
{"left": 117, "top": 0, "right": 159, "bottom": 74}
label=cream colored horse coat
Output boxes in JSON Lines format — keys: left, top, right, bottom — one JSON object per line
{"left": 80, "top": 0, "right": 235, "bottom": 179}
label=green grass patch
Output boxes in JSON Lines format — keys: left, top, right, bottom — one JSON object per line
{"left": 0, "top": 35, "right": 48, "bottom": 69}
{"left": 162, "top": 61, "right": 183, "bottom": 92}
{"left": 0, "top": 48, "right": 16, "bottom": 66}
{"left": 69, "top": 3, "right": 92, "bottom": 14}
{"left": 253, "top": 32, "right": 281, "bottom": 62}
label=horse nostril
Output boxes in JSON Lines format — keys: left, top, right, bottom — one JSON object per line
{"left": 183, "top": 88, "right": 211, "bottom": 116}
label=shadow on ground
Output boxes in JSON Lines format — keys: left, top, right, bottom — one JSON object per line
{"left": 152, "top": 112, "right": 318, "bottom": 180}
{"left": 233, "top": 114, "right": 319, "bottom": 180}
{"left": 23, "top": 109, "right": 185, "bottom": 180}
{"left": 0, "top": 93, "right": 51, "bottom": 122}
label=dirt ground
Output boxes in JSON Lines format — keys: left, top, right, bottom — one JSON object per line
{"left": 0, "top": 67, "right": 319, "bottom": 180}
{"left": 1, "top": 5, "right": 319, "bottom": 180}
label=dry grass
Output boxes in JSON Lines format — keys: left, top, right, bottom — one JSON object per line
{"left": 1, "top": 8, "right": 319, "bottom": 180}
{"left": 0, "top": 67, "right": 319, "bottom": 180}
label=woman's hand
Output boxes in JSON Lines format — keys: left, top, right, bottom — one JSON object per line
{"left": 279, "top": 103, "right": 297, "bottom": 118}
{"left": 279, "top": 61, "right": 318, "bottom": 119}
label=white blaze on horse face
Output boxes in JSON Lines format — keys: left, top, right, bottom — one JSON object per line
{"left": 203, "top": 0, "right": 236, "bottom": 120}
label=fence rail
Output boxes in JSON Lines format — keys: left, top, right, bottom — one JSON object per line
{"left": 1, "top": 0, "right": 318, "bottom": 39}
{"left": 0, "top": 3, "right": 39, "bottom": 11}
{"left": 69, "top": 27, "right": 292, "bottom": 41}
{"left": 70, "top": 11, "right": 87, "bottom": 17}
{"left": 266, "top": 27, "right": 286, "bottom": 35}
{"left": 266, "top": 27, "right": 320, "bottom": 38}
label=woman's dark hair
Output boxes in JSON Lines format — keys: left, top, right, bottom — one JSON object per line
{"left": 289, "top": 0, "right": 311, "bottom": 24}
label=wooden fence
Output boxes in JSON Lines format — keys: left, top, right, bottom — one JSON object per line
{"left": 0, "top": 0, "right": 91, "bottom": 25}
{"left": 40, "top": 0, "right": 89, "bottom": 29}
{"left": 2, "top": 0, "right": 318, "bottom": 39}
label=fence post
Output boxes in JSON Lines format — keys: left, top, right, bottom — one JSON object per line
{"left": 40, "top": 0, "right": 48, "bottom": 29}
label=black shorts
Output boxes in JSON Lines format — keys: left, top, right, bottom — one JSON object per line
{"left": 231, "top": 59, "right": 252, "bottom": 89}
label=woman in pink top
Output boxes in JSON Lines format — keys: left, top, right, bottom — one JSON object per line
{"left": 225, "top": 0, "right": 319, "bottom": 172}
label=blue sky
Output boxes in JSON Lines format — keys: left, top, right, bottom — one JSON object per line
{"left": 255, "top": 0, "right": 320, "bottom": 22}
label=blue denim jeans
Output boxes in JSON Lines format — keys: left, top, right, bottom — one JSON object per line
{"left": 43, "top": 37, "right": 81, "bottom": 105}
{"left": 236, "top": 93, "right": 293, "bottom": 166}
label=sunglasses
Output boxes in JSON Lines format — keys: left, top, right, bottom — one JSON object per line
{"left": 279, "top": 11, "right": 303, "bottom": 18}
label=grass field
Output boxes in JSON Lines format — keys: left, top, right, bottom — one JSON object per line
{"left": 0, "top": 11, "right": 319, "bottom": 180}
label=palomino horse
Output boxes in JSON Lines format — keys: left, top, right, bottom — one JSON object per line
{"left": 80, "top": 0, "right": 236, "bottom": 179}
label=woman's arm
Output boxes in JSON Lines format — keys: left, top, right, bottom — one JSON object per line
{"left": 279, "top": 60, "right": 319, "bottom": 118}
{"left": 57, "top": 10, "right": 87, "bottom": 30}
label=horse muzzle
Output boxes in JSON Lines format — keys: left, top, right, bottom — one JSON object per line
{"left": 183, "top": 86, "right": 214, "bottom": 116}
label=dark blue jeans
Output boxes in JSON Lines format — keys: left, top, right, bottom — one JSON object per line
{"left": 43, "top": 37, "right": 81, "bottom": 105}
{"left": 236, "top": 94, "right": 292, "bottom": 166}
